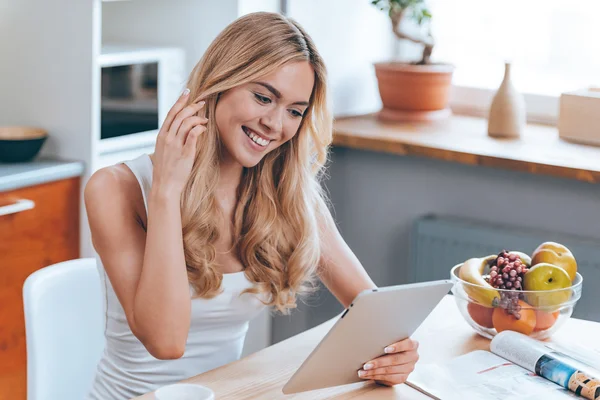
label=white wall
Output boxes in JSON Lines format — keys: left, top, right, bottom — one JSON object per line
{"left": 102, "top": 0, "right": 239, "bottom": 77}
{"left": 238, "top": 0, "right": 280, "bottom": 15}
{"left": 287, "top": 0, "right": 395, "bottom": 117}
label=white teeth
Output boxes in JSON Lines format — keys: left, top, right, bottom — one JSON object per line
{"left": 244, "top": 127, "right": 270, "bottom": 147}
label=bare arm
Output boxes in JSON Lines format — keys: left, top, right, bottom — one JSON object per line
{"left": 85, "top": 169, "right": 191, "bottom": 359}
{"left": 85, "top": 90, "right": 207, "bottom": 359}
{"left": 317, "top": 208, "right": 377, "bottom": 308}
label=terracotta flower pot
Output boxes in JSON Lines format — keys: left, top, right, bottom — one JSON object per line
{"left": 374, "top": 62, "right": 455, "bottom": 122}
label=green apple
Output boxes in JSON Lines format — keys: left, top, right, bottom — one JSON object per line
{"left": 531, "top": 242, "right": 577, "bottom": 282}
{"left": 523, "top": 263, "right": 572, "bottom": 308}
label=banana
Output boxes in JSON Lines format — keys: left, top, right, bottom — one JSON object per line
{"left": 458, "top": 255, "right": 500, "bottom": 307}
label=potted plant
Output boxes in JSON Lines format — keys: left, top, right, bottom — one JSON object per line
{"left": 371, "top": 0, "right": 454, "bottom": 121}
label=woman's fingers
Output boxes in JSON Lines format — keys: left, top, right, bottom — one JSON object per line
{"left": 183, "top": 125, "right": 206, "bottom": 157}
{"left": 361, "top": 348, "right": 419, "bottom": 371}
{"left": 383, "top": 338, "right": 419, "bottom": 355}
{"left": 357, "top": 338, "right": 419, "bottom": 386}
{"left": 179, "top": 115, "right": 208, "bottom": 156}
{"left": 167, "top": 100, "right": 206, "bottom": 139}
{"left": 358, "top": 362, "right": 415, "bottom": 378}
{"left": 160, "top": 88, "right": 191, "bottom": 136}
{"left": 178, "top": 116, "right": 208, "bottom": 140}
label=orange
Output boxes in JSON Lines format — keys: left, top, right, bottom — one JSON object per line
{"left": 492, "top": 300, "right": 537, "bottom": 335}
{"left": 534, "top": 310, "right": 560, "bottom": 331}
{"left": 467, "top": 302, "right": 494, "bottom": 328}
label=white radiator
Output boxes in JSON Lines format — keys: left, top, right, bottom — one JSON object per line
{"left": 410, "top": 215, "right": 599, "bottom": 322}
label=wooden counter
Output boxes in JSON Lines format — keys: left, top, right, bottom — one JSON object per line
{"left": 135, "top": 295, "right": 600, "bottom": 399}
{"left": 333, "top": 114, "right": 600, "bottom": 184}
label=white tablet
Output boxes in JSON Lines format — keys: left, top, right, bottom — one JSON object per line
{"left": 282, "top": 279, "right": 453, "bottom": 394}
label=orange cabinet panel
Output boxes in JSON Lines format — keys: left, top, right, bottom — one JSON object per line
{"left": 0, "top": 177, "right": 80, "bottom": 400}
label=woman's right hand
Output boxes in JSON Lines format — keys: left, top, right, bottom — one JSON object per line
{"left": 151, "top": 88, "right": 207, "bottom": 197}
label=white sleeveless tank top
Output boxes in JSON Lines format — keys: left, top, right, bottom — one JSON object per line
{"left": 88, "top": 154, "right": 267, "bottom": 399}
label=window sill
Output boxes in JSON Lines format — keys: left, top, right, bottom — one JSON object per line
{"left": 449, "top": 84, "right": 560, "bottom": 126}
{"left": 332, "top": 113, "right": 600, "bottom": 184}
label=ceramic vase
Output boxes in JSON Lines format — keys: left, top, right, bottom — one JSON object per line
{"left": 488, "top": 62, "right": 526, "bottom": 138}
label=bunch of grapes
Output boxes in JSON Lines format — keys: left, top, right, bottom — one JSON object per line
{"left": 498, "top": 291, "right": 522, "bottom": 318}
{"left": 484, "top": 250, "right": 531, "bottom": 319}
{"left": 487, "top": 250, "right": 529, "bottom": 290}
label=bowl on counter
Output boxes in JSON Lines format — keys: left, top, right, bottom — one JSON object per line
{"left": 0, "top": 126, "right": 48, "bottom": 163}
{"left": 450, "top": 263, "right": 583, "bottom": 340}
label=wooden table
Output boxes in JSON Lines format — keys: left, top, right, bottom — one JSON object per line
{"left": 135, "top": 295, "right": 600, "bottom": 399}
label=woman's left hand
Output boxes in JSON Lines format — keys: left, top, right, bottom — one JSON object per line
{"left": 357, "top": 338, "right": 419, "bottom": 386}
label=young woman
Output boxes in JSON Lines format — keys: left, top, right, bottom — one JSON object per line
{"left": 84, "top": 12, "right": 419, "bottom": 399}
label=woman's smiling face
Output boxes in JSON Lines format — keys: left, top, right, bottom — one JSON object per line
{"left": 215, "top": 61, "right": 314, "bottom": 168}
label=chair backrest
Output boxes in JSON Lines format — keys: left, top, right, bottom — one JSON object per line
{"left": 23, "top": 258, "right": 105, "bottom": 400}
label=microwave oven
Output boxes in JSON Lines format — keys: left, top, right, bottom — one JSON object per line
{"left": 98, "top": 45, "right": 185, "bottom": 153}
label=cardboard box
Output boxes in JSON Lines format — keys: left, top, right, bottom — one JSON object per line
{"left": 558, "top": 87, "right": 600, "bottom": 146}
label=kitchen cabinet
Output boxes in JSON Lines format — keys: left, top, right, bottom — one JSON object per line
{"left": 0, "top": 177, "right": 80, "bottom": 400}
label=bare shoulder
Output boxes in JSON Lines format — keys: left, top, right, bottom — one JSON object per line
{"left": 84, "top": 163, "right": 146, "bottom": 226}
{"left": 85, "top": 164, "right": 135, "bottom": 205}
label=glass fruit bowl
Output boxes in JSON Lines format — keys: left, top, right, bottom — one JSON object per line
{"left": 450, "top": 263, "right": 583, "bottom": 340}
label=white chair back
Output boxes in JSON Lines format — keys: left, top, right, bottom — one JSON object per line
{"left": 23, "top": 258, "right": 105, "bottom": 400}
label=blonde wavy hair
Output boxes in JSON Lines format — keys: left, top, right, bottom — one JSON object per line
{"left": 180, "top": 12, "right": 333, "bottom": 313}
